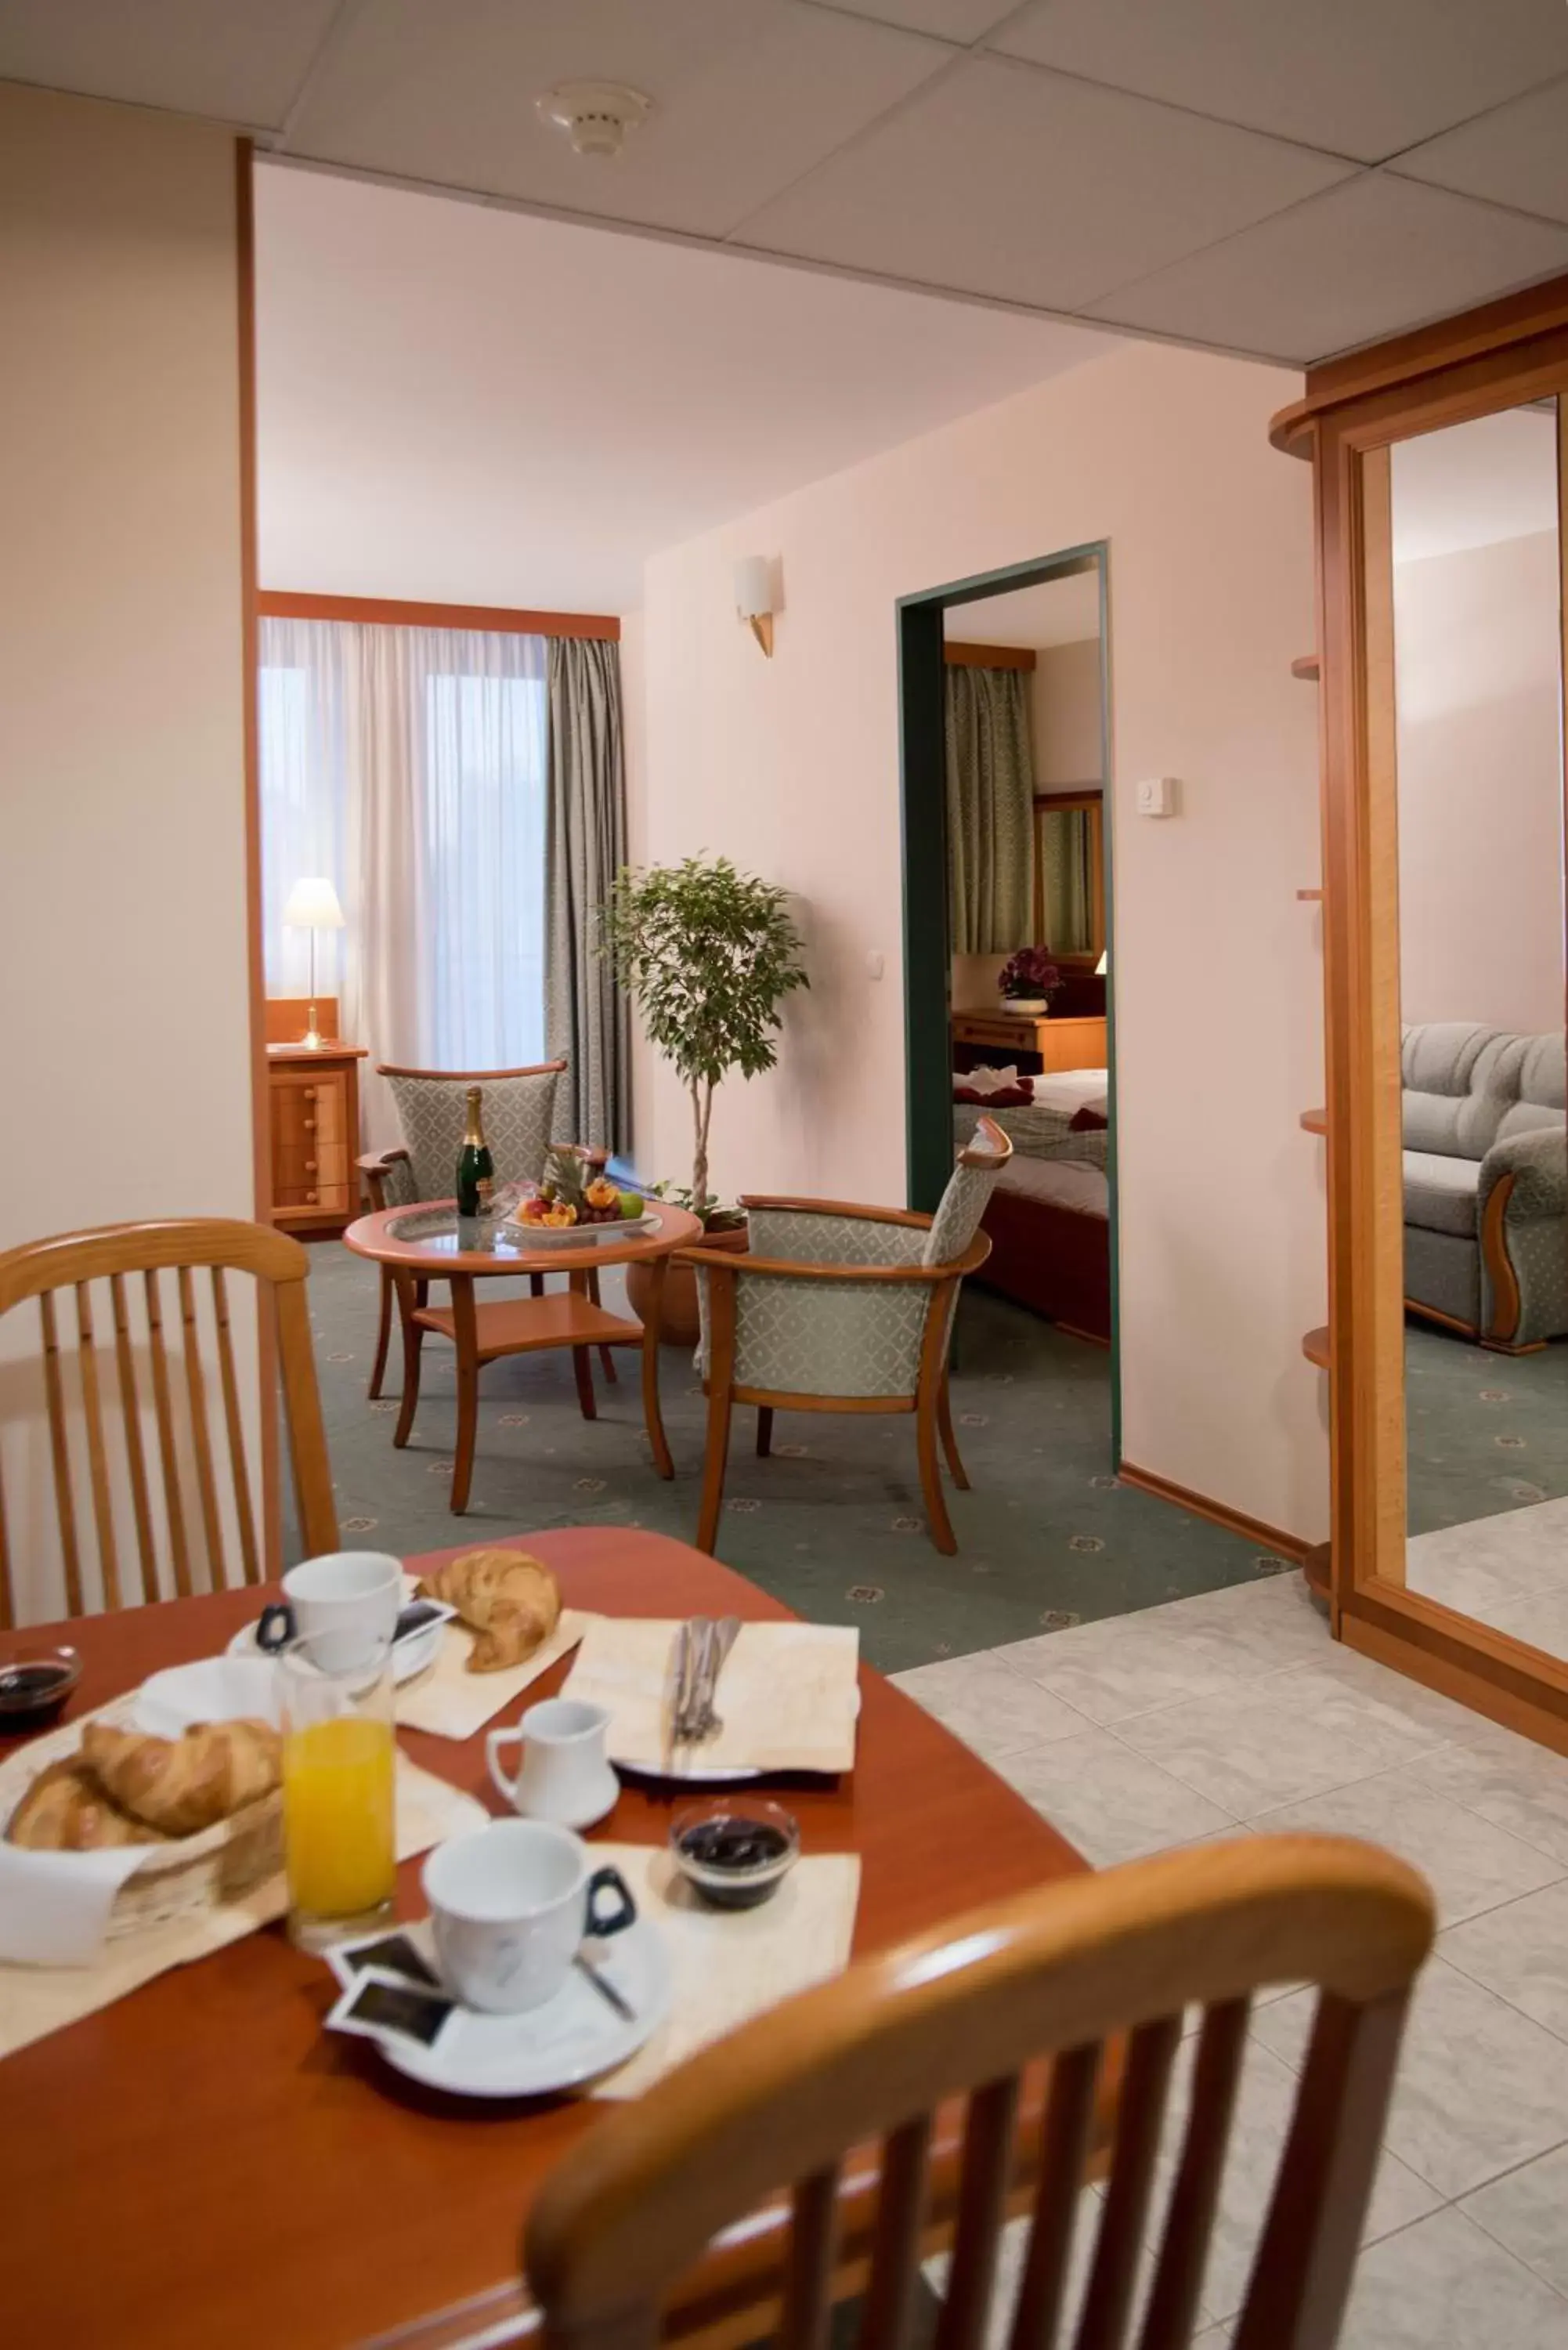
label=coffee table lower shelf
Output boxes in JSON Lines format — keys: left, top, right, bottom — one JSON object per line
{"left": 414, "top": 1293, "right": 642, "bottom": 1362}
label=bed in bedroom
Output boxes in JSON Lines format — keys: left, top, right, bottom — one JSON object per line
{"left": 954, "top": 1068, "right": 1111, "bottom": 1345}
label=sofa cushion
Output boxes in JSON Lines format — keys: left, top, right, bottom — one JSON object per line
{"left": 1494, "top": 1032, "right": 1566, "bottom": 1145}
{"left": 1404, "top": 1148, "right": 1482, "bottom": 1238}
{"left": 1401, "top": 1024, "right": 1512, "bottom": 1160}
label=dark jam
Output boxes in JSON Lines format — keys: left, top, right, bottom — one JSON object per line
{"left": 677, "top": 1817, "right": 792, "bottom": 1908}
{"left": 0, "top": 1660, "right": 75, "bottom": 1730}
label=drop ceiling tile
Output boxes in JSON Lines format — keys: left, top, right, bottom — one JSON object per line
{"left": 0, "top": 0, "right": 342, "bottom": 128}
{"left": 284, "top": 0, "right": 948, "bottom": 239}
{"left": 991, "top": 0, "right": 1568, "bottom": 165}
{"left": 1086, "top": 172, "right": 1568, "bottom": 366}
{"left": 1399, "top": 78, "right": 1568, "bottom": 225}
{"left": 735, "top": 55, "right": 1353, "bottom": 312}
{"left": 815, "top": 0, "right": 1021, "bottom": 40}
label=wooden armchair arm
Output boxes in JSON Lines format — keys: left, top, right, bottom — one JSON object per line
{"left": 357, "top": 1146, "right": 410, "bottom": 1212}
{"left": 739, "top": 1195, "right": 933, "bottom": 1229}
{"left": 676, "top": 1234, "right": 990, "bottom": 1283}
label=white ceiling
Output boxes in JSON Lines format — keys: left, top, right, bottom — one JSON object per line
{"left": 7, "top": 0, "right": 1568, "bottom": 365}
{"left": 943, "top": 573, "right": 1100, "bottom": 647}
{"left": 255, "top": 164, "right": 1110, "bottom": 611}
{"left": 1390, "top": 404, "right": 1559, "bottom": 564}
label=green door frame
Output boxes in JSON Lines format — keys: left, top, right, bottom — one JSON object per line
{"left": 896, "top": 541, "right": 1121, "bottom": 1460}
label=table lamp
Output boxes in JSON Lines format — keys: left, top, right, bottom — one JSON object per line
{"left": 282, "top": 877, "right": 345, "bottom": 1050}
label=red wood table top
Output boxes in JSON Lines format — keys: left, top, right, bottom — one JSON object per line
{"left": 0, "top": 1528, "right": 1088, "bottom": 2350}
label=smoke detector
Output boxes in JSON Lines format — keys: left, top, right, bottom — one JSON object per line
{"left": 537, "top": 81, "right": 653, "bottom": 159}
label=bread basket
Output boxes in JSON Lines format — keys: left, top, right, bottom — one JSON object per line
{"left": 0, "top": 1699, "right": 284, "bottom": 1943}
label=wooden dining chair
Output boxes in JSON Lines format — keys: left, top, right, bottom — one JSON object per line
{"left": 526, "top": 1835, "right": 1435, "bottom": 2350}
{"left": 0, "top": 1218, "right": 338, "bottom": 1628}
{"left": 681, "top": 1117, "right": 1013, "bottom": 1555}
{"left": 357, "top": 1058, "right": 616, "bottom": 1396}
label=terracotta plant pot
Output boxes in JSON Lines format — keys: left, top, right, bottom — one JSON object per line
{"left": 627, "top": 1220, "right": 747, "bottom": 1348}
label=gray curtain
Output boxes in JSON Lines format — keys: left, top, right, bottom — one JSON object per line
{"left": 545, "top": 638, "right": 630, "bottom": 1151}
{"left": 945, "top": 665, "right": 1035, "bottom": 953}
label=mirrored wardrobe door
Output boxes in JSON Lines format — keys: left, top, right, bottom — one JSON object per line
{"left": 1379, "top": 400, "right": 1568, "bottom": 1659}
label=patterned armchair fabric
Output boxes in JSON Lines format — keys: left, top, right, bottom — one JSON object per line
{"left": 382, "top": 1068, "right": 562, "bottom": 1202}
{"left": 698, "top": 1144, "right": 1009, "bottom": 1400}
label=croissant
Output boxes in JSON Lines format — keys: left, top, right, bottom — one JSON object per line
{"left": 6, "top": 1757, "right": 169, "bottom": 1851}
{"left": 80, "top": 1717, "right": 283, "bottom": 1836}
{"left": 417, "top": 1549, "right": 562, "bottom": 1673}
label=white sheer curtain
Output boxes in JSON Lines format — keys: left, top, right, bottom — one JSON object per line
{"left": 258, "top": 616, "right": 549, "bottom": 1146}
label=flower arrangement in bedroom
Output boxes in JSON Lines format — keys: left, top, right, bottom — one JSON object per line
{"left": 600, "top": 855, "right": 809, "bottom": 1232}
{"left": 997, "top": 946, "right": 1064, "bottom": 1014}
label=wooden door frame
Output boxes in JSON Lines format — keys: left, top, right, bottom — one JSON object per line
{"left": 1277, "top": 283, "right": 1568, "bottom": 1752}
{"left": 895, "top": 544, "right": 1119, "bottom": 1455}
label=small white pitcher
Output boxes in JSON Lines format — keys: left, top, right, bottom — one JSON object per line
{"left": 487, "top": 1697, "right": 618, "bottom": 1831}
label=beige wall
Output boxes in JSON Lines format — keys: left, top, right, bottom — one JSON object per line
{"left": 1394, "top": 531, "right": 1566, "bottom": 1036}
{"left": 0, "top": 85, "right": 253, "bottom": 1618}
{"left": 634, "top": 338, "right": 1327, "bottom": 1538}
{"left": 1033, "top": 638, "right": 1104, "bottom": 788}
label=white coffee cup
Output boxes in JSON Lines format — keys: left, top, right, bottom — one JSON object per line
{"left": 423, "top": 1820, "right": 637, "bottom": 2014}
{"left": 487, "top": 1698, "right": 619, "bottom": 1831}
{"left": 258, "top": 1551, "right": 402, "bottom": 1669}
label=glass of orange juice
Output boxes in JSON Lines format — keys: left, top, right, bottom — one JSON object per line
{"left": 278, "top": 1631, "right": 397, "bottom": 1952}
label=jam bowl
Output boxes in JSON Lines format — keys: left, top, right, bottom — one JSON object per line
{"left": 0, "top": 1647, "right": 81, "bottom": 1733}
{"left": 668, "top": 1797, "right": 800, "bottom": 1910}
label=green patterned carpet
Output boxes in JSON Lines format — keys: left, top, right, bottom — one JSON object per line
{"left": 298, "top": 1243, "right": 1287, "bottom": 1675}
{"left": 1406, "top": 1321, "right": 1568, "bottom": 1538}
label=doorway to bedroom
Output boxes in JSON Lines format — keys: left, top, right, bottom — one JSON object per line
{"left": 898, "top": 547, "right": 1273, "bottom": 1640}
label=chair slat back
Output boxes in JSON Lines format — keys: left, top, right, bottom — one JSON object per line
{"left": 0, "top": 1219, "right": 338, "bottom": 1626}
{"left": 524, "top": 1838, "right": 1434, "bottom": 2350}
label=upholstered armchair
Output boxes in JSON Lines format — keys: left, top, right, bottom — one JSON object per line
{"left": 681, "top": 1117, "right": 1013, "bottom": 1556}
{"left": 358, "top": 1059, "right": 566, "bottom": 1397}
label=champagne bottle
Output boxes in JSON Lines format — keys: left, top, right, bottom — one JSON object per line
{"left": 455, "top": 1086, "right": 493, "bottom": 1218}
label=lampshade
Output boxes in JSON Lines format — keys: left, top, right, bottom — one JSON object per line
{"left": 283, "top": 877, "right": 345, "bottom": 931}
{"left": 1095, "top": 949, "right": 1108, "bottom": 975}
{"left": 733, "top": 556, "right": 774, "bottom": 620}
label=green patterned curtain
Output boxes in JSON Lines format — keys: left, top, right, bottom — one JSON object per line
{"left": 1039, "top": 806, "right": 1094, "bottom": 953}
{"left": 945, "top": 665, "right": 1036, "bottom": 953}
{"left": 545, "top": 638, "right": 630, "bottom": 1152}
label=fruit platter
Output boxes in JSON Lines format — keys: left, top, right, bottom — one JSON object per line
{"left": 500, "top": 1149, "right": 659, "bottom": 1248}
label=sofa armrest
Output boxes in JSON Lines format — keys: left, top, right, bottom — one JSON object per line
{"left": 1480, "top": 1125, "right": 1566, "bottom": 1224}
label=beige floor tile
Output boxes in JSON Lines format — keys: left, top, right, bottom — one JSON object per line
{"left": 1440, "top": 1878, "right": 1568, "bottom": 2043}
{"left": 989, "top": 1580, "right": 1325, "bottom": 1726}
{"left": 1113, "top": 1659, "right": 1463, "bottom": 1816}
{"left": 890, "top": 1654, "right": 1089, "bottom": 1759}
{"left": 1405, "top": 1727, "right": 1568, "bottom": 1869}
{"left": 1460, "top": 2142, "right": 1568, "bottom": 2298}
{"left": 1475, "top": 1586, "right": 1568, "bottom": 1662}
{"left": 992, "top": 1727, "right": 1237, "bottom": 1865}
{"left": 1248, "top": 1766, "right": 1566, "bottom": 1928}
{"left": 1337, "top": 2207, "right": 1568, "bottom": 2349}
{"left": 1252, "top": 1956, "right": 1568, "bottom": 2200}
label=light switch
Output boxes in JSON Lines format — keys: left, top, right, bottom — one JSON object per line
{"left": 1136, "top": 776, "right": 1180, "bottom": 817}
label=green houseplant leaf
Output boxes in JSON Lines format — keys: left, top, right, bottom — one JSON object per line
{"left": 598, "top": 856, "right": 808, "bottom": 1217}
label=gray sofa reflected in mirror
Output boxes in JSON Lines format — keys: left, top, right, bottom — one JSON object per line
{"left": 1402, "top": 1023, "right": 1567, "bottom": 1351}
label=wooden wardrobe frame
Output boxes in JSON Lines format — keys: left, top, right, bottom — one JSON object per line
{"left": 1272, "top": 275, "right": 1568, "bottom": 1755}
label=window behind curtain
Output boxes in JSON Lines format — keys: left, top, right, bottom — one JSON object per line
{"left": 258, "top": 615, "right": 548, "bottom": 1083}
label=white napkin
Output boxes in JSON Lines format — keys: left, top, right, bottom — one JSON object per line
{"left": 395, "top": 1610, "right": 595, "bottom": 1740}
{"left": 0, "top": 1843, "right": 156, "bottom": 1967}
{"left": 562, "top": 1619, "right": 860, "bottom": 1775}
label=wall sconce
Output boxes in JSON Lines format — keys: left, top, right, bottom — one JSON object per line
{"left": 734, "top": 556, "right": 778, "bottom": 657}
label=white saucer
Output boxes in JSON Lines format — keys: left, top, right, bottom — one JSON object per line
{"left": 225, "top": 1618, "right": 443, "bottom": 1686}
{"left": 375, "top": 1918, "right": 670, "bottom": 2098}
{"left": 616, "top": 1756, "right": 764, "bottom": 1784}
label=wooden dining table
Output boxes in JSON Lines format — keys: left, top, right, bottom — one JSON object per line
{"left": 0, "top": 1528, "right": 1094, "bottom": 2350}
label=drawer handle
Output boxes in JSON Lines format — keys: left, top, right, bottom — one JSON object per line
{"left": 303, "top": 1119, "right": 316, "bottom": 1133}
{"left": 305, "top": 1160, "right": 316, "bottom": 1173}
{"left": 306, "top": 1191, "right": 318, "bottom": 1204}
{"left": 303, "top": 1087, "right": 317, "bottom": 1101}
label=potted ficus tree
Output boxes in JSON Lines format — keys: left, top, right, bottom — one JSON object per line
{"left": 601, "top": 855, "right": 808, "bottom": 1343}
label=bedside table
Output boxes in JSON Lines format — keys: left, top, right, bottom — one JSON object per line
{"left": 266, "top": 1041, "right": 368, "bottom": 1235}
{"left": 952, "top": 1009, "right": 1107, "bottom": 1073}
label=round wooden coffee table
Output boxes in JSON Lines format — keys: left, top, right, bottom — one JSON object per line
{"left": 343, "top": 1198, "right": 703, "bottom": 1512}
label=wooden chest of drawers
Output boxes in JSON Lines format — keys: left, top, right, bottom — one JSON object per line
{"left": 266, "top": 1042, "right": 367, "bottom": 1235}
{"left": 951, "top": 1010, "right": 1108, "bottom": 1074}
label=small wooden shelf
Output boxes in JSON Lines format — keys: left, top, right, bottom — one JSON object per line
{"left": 1300, "top": 1108, "right": 1328, "bottom": 1136}
{"left": 1291, "top": 655, "right": 1321, "bottom": 681}
{"left": 1302, "top": 1326, "right": 1331, "bottom": 1369}
{"left": 1296, "top": 888, "right": 1322, "bottom": 902}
